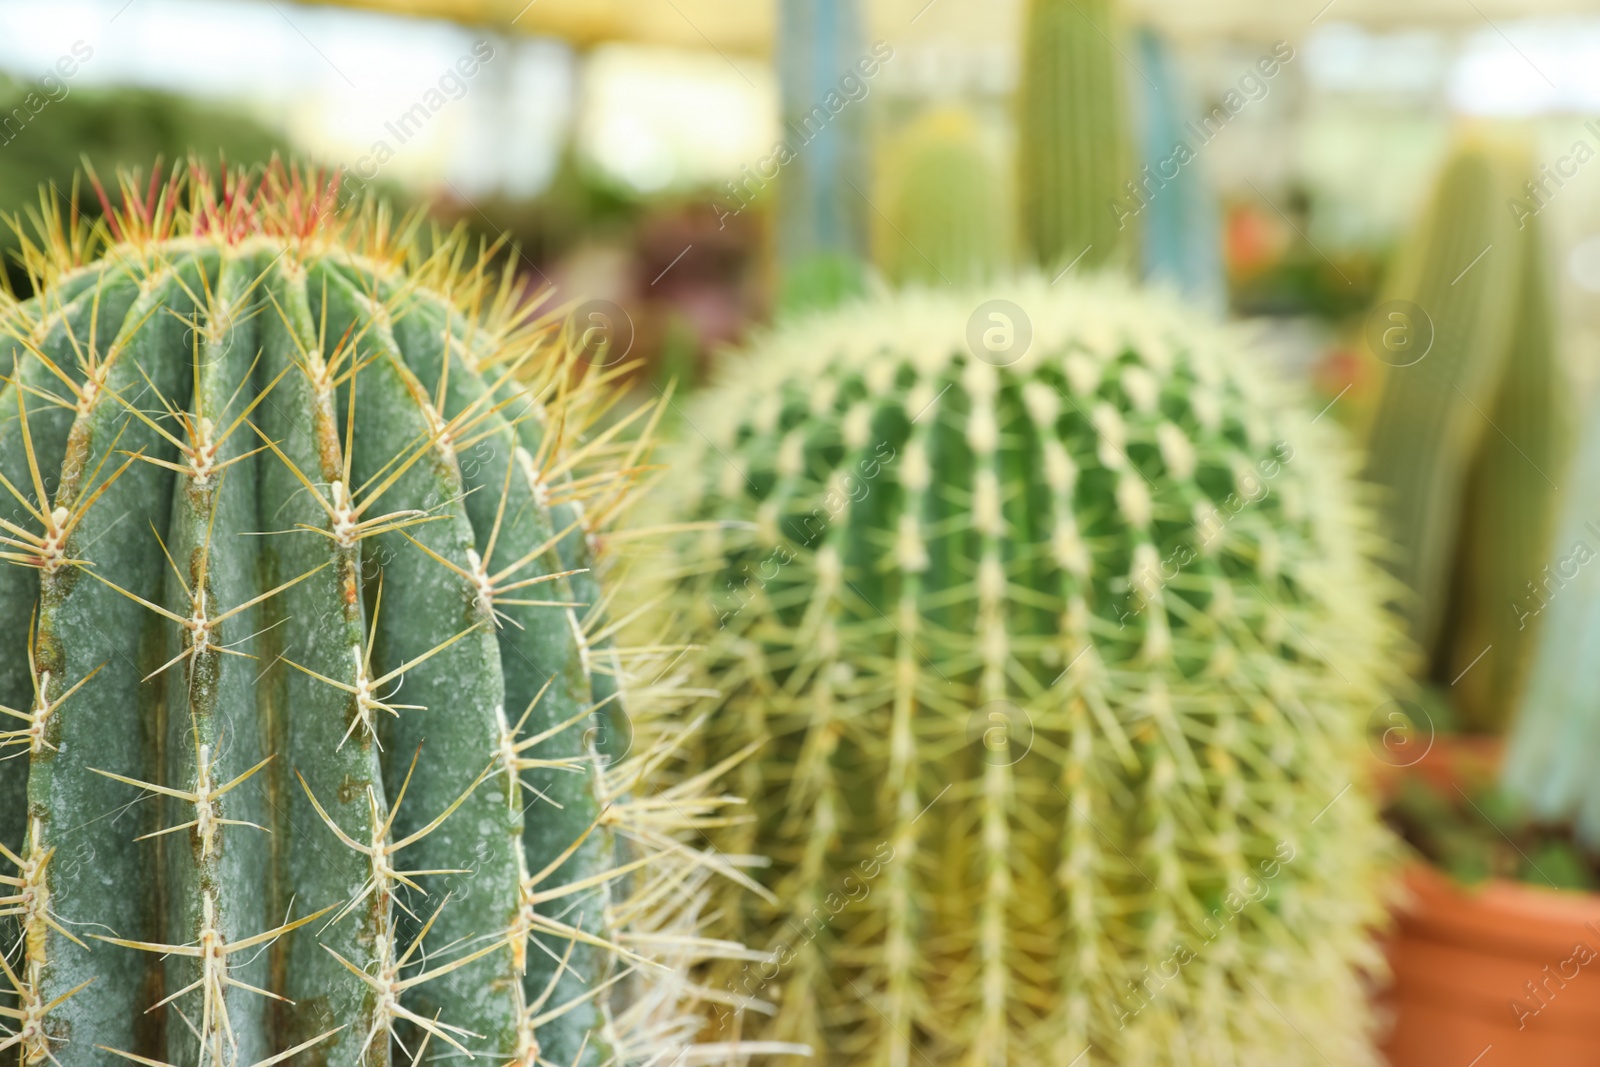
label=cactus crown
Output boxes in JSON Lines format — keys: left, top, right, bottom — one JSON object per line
{"left": 666, "top": 277, "right": 1400, "bottom": 1065}
{"left": 877, "top": 106, "right": 1009, "bottom": 287}
{"left": 0, "top": 162, "right": 735, "bottom": 1067}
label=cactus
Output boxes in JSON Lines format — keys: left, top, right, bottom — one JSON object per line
{"left": 1132, "top": 26, "right": 1224, "bottom": 308}
{"left": 1503, "top": 411, "right": 1600, "bottom": 846}
{"left": 1363, "top": 137, "right": 1570, "bottom": 732}
{"left": 0, "top": 163, "right": 742, "bottom": 1067}
{"left": 0, "top": 74, "right": 292, "bottom": 286}
{"left": 775, "top": 0, "right": 870, "bottom": 289}
{"left": 662, "top": 277, "right": 1402, "bottom": 1065}
{"left": 1017, "top": 0, "right": 1137, "bottom": 274}
{"left": 876, "top": 106, "right": 1009, "bottom": 287}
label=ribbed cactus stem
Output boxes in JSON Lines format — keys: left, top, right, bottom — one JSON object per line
{"left": 1364, "top": 138, "right": 1569, "bottom": 731}
{"left": 0, "top": 163, "right": 746, "bottom": 1066}
{"left": 668, "top": 278, "right": 1402, "bottom": 1065}
{"left": 1017, "top": 0, "right": 1136, "bottom": 273}
{"left": 877, "top": 412, "right": 930, "bottom": 1067}
{"left": 28, "top": 252, "right": 213, "bottom": 1050}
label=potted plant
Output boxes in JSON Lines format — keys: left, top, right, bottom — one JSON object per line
{"left": 1364, "top": 135, "right": 1600, "bottom": 1066}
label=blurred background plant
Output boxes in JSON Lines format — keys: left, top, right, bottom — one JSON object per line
{"left": 9, "top": 0, "right": 1600, "bottom": 403}
{"left": 9, "top": 0, "right": 1600, "bottom": 1062}
{"left": 0, "top": 74, "right": 293, "bottom": 290}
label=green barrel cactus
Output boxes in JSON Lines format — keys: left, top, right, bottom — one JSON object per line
{"left": 1017, "top": 0, "right": 1137, "bottom": 274}
{"left": 877, "top": 106, "right": 1009, "bottom": 287}
{"left": 0, "top": 164, "right": 738, "bottom": 1066}
{"left": 1363, "top": 136, "right": 1570, "bottom": 732}
{"left": 662, "top": 277, "right": 1402, "bottom": 1065}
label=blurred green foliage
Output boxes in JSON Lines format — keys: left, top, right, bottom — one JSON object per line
{"left": 1389, "top": 765, "right": 1598, "bottom": 891}
{"left": 0, "top": 74, "right": 289, "bottom": 292}
{"left": 435, "top": 147, "right": 646, "bottom": 267}
{"left": 773, "top": 250, "right": 865, "bottom": 318}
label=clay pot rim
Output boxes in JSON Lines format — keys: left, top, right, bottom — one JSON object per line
{"left": 1401, "top": 862, "right": 1600, "bottom": 956}
{"left": 1406, "top": 861, "right": 1600, "bottom": 917}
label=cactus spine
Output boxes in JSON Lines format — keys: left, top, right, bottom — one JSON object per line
{"left": 665, "top": 278, "right": 1401, "bottom": 1065}
{"left": 1017, "top": 0, "right": 1137, "bottom": 273}
{"left": 1363, "top": 138, "right": 1569, "bottom": 732}
{"left": 0, "top": 164, "right": 736, "bottom": 1066}
{"left": 877, "top": 106, "right": 1009, "bottom": 286}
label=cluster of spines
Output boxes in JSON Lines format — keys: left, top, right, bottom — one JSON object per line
{"left": 674, "top": 280, "right": 1400, "bottom": 1066}
{"left": 0, "top": 164, "right": 748, "bottom": 1066}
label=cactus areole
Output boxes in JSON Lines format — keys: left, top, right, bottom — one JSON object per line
{"left": 671, "top": 278, "right": 1401, "bottom": 1066}
{"left": 0, "top": 164, "right": 731, "bottom": 1066}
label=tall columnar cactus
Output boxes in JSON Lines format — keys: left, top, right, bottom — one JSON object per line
{"left": 1133, "top": 26, "right": 1224, "bottom": 309}
{"left": 1363, "top": 137, "right": 1569, "bottom": 732}
{"left": 877, "top": 106, "right": 1009, "bottom": 287}
{"left": 662, "top": 277, "right": 1402, "bottom": 1065}
{"left": 1017, "top": 0, "right": 1137, "bottom": 274}
{"left": 0, "top": 164, "right": 740, "bottom": 1066}
{"left": 1504, "top": 411, "right": 1600, "bottom": 846}
{"left": 775, "top": 0, "right": 869, "bottom": 308}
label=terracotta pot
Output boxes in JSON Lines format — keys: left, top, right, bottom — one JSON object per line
{"left": 1381, "top": 856, "right": 1600, "bottom": 1065}
{"left": 1371, "top": 731, "right": 1503, "bottom": 804}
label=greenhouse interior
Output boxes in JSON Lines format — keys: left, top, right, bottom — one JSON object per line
{"left": 0, "top": 0, "right": 1597, "bottom": 1064}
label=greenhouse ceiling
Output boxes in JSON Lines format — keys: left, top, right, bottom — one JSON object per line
{"left": 303, "top": 0, "right": 1600, "bottom": 48}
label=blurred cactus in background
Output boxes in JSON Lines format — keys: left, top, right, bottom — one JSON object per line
{"left": 1017, "top": 0, "right": 1136, "bottom": 274}
{"left": 661, "top": 276, "right": 1402, "bottom": 1066}
{"left": 1133, "top": 27, "right": 1224, "bottom": 309}
{"left": 1503, "top": 408, "right": 1600, "bottom": 850}
{"left": 1364, "top": 137, "right": 1570, "bottom": 733}
{"left": 876, "top": 105, "right": 1009, "bottom": 287}
{"left": 0, "top": 162, "right": 740, "bottom": 1066}
{"left": 774, "top": 0, "right": 871, "bottom": 314}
